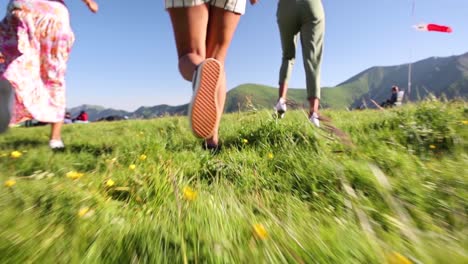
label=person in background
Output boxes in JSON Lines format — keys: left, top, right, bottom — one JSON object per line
{"left": 73, "top": 110, "right": 89, "bottom": 124}
{"left": 381, "top": 85, "right": 402, "bottom": 108}
{"left": 0, "top": 0, "right": 99, "bottom": 149}
{"left": 64, "top": 112, "right": 72, "bottom": 124}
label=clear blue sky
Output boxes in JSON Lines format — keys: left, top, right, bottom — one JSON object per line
{"left": 2, "top": 0, "right": 467, "bottom": 111}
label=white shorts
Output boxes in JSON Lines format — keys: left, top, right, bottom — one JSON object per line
{"left": 165, "top": 0, "right": 246, "bottom": 15}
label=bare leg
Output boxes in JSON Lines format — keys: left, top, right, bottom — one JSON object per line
{"left": 279, "top": 82, "right": 288, "bottom": 100}
{"left": 204, "top": 7, "right": 241, "bottom": 146}
{"left": 50, "top": 122, "right": 62, "bottom": 141}
{"left": 168, "top": 5, "right": 209, "bottom": 81}
{"left": 308, "top": 97, "right": 319, "bottom": 115}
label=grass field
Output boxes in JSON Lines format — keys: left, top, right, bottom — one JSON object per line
{"left": 0, "top": 101, "right": 467, "bottom": 263}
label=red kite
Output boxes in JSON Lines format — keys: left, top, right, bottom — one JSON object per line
{"left": 414, "top": 23, "right": 453, "bottom": 33}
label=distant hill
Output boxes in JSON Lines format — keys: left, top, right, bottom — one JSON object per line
{"left": 224, "top": 84, "right": 308, "bottom": 112}
{"left": 68, "top": 105, "right": 131, "bottom": 122}
{"left": 132, "top": 104, "right": 188, "bottom": 119}
{"left": 323, "top": 52, "right": 468, "bottom": 109}
{"left": 71, "top": 52, "right": 468, "bottom": 120}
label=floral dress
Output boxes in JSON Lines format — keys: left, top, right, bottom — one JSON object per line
{"left": 0, "top": 0, "right": 74, "bottom": 124}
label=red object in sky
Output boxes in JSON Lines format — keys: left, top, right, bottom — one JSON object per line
{"left": 414, "top": 23, "right": 453, "bottom": 33}
{"left": 427, "top": 24, "right": 452, "bottom": 33}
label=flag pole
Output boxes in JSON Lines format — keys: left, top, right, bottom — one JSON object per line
{"left": 408, "top": 0, "right": 415, "bottom": 101}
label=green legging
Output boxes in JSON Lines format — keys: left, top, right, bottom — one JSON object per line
{"left": 277, "top": 0, "right": 325, "bottom": 99}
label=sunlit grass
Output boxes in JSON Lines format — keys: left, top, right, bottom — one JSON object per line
{"left": 0, "top": 100, "right": 467, "bottom": 263}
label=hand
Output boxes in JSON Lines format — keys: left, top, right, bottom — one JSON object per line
{"left": 250, "top": 0, "right": 258, "bottom": 5}
{"left": 86, "top": 0, "right": 99, "bottom": 13}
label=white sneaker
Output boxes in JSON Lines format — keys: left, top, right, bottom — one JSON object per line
{"left": 0, "top": 79, "right": 13, "bottom": 133}
{"left": 275, "top": 98, "right": 287, "bottom": 118}
{"left": 49, "top": 139, "right": 65, "bottom": 150}
{"left": 309, "top": 112, "right": 320, "bottom": 128}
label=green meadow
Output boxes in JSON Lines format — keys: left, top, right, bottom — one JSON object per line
{"left": 1, "top": 101, "right": 467, "bottom": 263}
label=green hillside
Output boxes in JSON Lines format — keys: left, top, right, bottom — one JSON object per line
{"left": 225, "top": 84, "right": 308, "bottom": 112}
{"left": 1, "top": 101, "right": 467, "bottom": 263}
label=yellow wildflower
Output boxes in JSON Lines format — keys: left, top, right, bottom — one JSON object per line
{"left": 183, "top": 186, "right": 197, "bottom": 201}
{"left": 4, "top": 179, "right": 16, "bottom": 188}
{"left": 66, "top": 171, "right": 84, "bottom": 180}
{"left": 139, "top": 154, "right": 147, "bottom": 161}
{"left": 106, "top": 179, "right": 115, "bottom": 187}
{"left": 10, "top": 151, "right": 22, "bottom": 159}
{"left": 429, "top": 144, "right": 436, "bottom": 149}
{"left": 387, "top": 252, "right": 412, "bottom": 264}
{"left": 267, "top": 153, "right": 274, "bottom": 160}
{"left": 129, "top": 164, "right": 136, "bottom": 170}
{"left": 462, "top": 120, "right": 468, "bottom": 125}
{"left": 253, "top": 223, "right": 268, "bottom": 240}
{"left": 78, "top": 207, "right": 90, "bottom": 218}
{"left": 242, "top": 139, "right": 248, "bottom": 144}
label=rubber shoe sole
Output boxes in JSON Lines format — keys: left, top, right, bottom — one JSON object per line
{"left": 189, "top": 59, "right": 222, "bottom": 139}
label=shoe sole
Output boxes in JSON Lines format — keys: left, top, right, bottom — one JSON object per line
{"left": 0, "top": 79, "right": 12, "bottom": 133}
{"left": 189, "top": 59, "right": 222, "bottom": 139}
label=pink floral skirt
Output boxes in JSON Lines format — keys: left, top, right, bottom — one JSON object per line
{"left": 0, "top": 0, "right": 74, "bottom": 124}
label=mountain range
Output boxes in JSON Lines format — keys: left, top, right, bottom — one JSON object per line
{"left": 69, "top": 52, "right": 468, "bottom": 121}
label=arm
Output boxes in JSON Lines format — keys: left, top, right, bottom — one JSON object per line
{"left": 82, "top": 0, "right": 99, "bottom": 13}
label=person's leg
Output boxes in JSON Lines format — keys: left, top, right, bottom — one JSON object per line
{"left": 277, "top": 0, "right": 299, "bottom": 101}
{"left": 203, "top": 6, "right": 241, "bottom": 146}
{"left": 50, "top": 122, "right": 62, "bottom": 140}
{"left": 0, "top": 78, "right": 13, "bottom": 133}
{"left": 168, "top": 5, "right": 209, "bottom": 81}
{"left": 299, "top": 0, "right": 325, "bottom": 117}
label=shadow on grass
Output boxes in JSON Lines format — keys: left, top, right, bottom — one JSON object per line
{"left": 66, "top": 144, "right": 114, "bottom": 157}
{"left": 1, "top": 138, "right": 43, "bottom": 150}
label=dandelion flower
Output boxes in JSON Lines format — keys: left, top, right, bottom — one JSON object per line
{"left": 253, "top": 223, "right": 268, "bottom": 240}
{"left": 66, "top": 171, "right": 84, "bottom": 180}
{"left": 267, "top": 153, "right": 274, "bottom": 160}
{"left": 78, "top": 207, "right": 90, "bottom": 218}
{"left": 10, "top": 151, "right": 22, "bottom": 159}
{"left": 429, "top": 144, "right": 436, "bottom": 149}
{"left": 4, "top": 179, "right": 16, "bottom": 188}
{"left": 462, "top": 120, "right": 468, "bottom": 125}
{"left": 129, "top": 164, "right": 136, "bottom": 170}
{"left": 242, "top": 139, "right": 248, "bottom": 144}
{"left": 387, "top": 252, "right": 412, "bottom": 264}
{"left": 106, "top": 179, "right": 115, "bottom": 187}
{"left": 183, "top": 186, "right": 197, "bottom": 201}
{"left": 139, "top": 154, "right": 147, "bottom": 161}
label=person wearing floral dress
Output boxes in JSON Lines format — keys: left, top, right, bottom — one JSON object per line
{"left": 0, "top": 0, "right": 98, "bottom": 149}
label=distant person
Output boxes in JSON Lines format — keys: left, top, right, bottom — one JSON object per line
{"left": 165, "top": 0, "right": 258, "bottom": 151}
{"left": 274, "top": 0, "right": 325, "bottom": 127}
{"left": 381, "top": 86, "right": 404, "bottom": 108}
{"left": 64, "top": 112, "right": 72, "bottom": 124}
{"left": 73, "top": 110, "right": 89, "bottom": 124}
{"left": 0, "top": 0, "right": 99, "bottom": 150}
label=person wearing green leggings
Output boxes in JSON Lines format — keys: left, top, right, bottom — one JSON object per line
{"left": 274, "top": 0, "right": 325, "bottom": 127}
